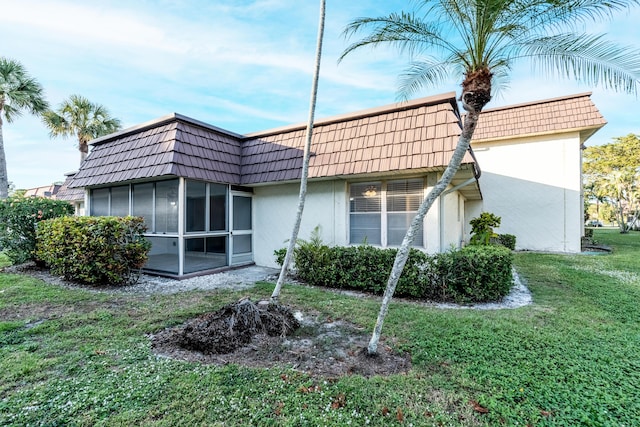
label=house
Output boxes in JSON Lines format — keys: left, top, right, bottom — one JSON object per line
{"left": 68, "top": 92, "right": 605, "bottom": 277}
{"left": 54, "top": 172, "right": 86, "bottom": 215}
{"left": 23, "top": 183, "right": 62, "bottom": 199}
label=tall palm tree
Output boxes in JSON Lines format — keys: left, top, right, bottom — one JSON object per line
{"left": 43, "top": 94, "right": 121, "bottom": 164}
{"left": 270, "top": 0, "right": 326, "bottom": 303}
{"left": 340, "top": 0, "right": 640, "bottom": 355}
{"left": 0, "top": 58, "right": 49, "bottom": 199}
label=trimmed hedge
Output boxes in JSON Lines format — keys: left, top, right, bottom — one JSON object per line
{"left": 277, "top": 243, "right": 513, "bottom": 304}
{"left": 0, "top": 196, "right": 74, "bottom": 263}
{"left": 496, "top": 233, "right": 516, "bottom": 250}
{"left": 36, "top": 216, "right": 151, "bottom": 286}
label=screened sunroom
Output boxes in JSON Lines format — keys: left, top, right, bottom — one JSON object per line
{"left": 69, "top": 113, "right": 252, "bottom": 278}
{"left": 88, "top": 178, "right": 252, "bottom": 277}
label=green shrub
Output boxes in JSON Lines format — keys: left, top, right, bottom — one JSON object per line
{"left": 496, "top": 233, "right": 516, "bottom": 250}
{"left": 469, "top": 212, "right": 501, "bottom": 245}
{"left": 36, "top": 216, "right": 151, "bottom": 286}
{"left": 0, "top": 196, "right": 74, "bottom": 264}
{"left": 584, "top": 228, "right": 594, "bottom": 239}
{"left": 275, "top": 235, "right": 513, "bottom": 303}
{"left": 431, "top": 245, "right": 513, "bottom": 303}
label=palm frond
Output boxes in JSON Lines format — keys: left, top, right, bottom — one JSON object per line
{"left": 518, "top": 33, "right": 640, "bottom": 95}
{"left": 397, "top": 59, "right": 459, "bottom": 99}
{"left": 2, "top": 104, "right": 22, "bottom": 124}
{"left": 0, "top": 57, "right": 48, "bottom": 122}
{"left": 340, "top": 13, "right": 458, "bottom": 63}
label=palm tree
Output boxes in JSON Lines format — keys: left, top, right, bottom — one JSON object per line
{"left": 0, "top": 58, "right": 49, "bottom": 199}
{"left": 43, "top": 94, "right": 121, "bottom": 164}
{"left": 270, "top": 0, "right": 326, "bottom": 303}
{"left": 340, "top": 0, "right": 640, "bottom": 355}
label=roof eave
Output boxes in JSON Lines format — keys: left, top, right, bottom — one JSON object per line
{"left": 471, "top": 123, "right": 607, "bottom": 145}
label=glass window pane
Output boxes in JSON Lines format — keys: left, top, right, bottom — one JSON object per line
{"left": 233, "top": 196, "right": 251, "bottom": 230}
{"left": 186, "top": 180, "right": 206, "bottom": 232}
{"left": 233, "top": 234, "right": 252, "bottom": 254}
{"left": 155, "top": 180, "right": 179, "bottom": 234}
{"left": 110, "top": 185, "right": 130, "bottom": 216}
{"left": 90, "top": 188, "right": 109, "bottom": 216}
{"left": 144, "top": 236, "right": 179, "bottom": 274}
{"left": 209, "top": 184, "right": 227, "bottom": 231}
{"left": 387, "top": 179, "right": 423, "bottom": 212}
{"left": 132, "top": 183, "right": 154, "bottom": 231}
{"left": 349, "top": 182, "right": 381, "bottom": 212}
{"left": 349, "top": 213, "right": 381, "bottom": 245}
{"left": 387, "top": 213, "right": 423, "bottom": 246}
{"left": 184, "top": 237, "right": 228, "bottom": 273}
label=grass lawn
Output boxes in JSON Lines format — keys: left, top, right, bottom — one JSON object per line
{"left": 1, "top": 228, "right": 639, "bottom": 426}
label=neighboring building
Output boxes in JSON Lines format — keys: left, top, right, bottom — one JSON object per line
{"left": 54, "top": 172, "right": 86, "bottom": 215}
{"left": 68, "top": 92, "right": 605, "bottom": 277}
{"left": 468, "top": 93, "right": 606, "bottom": 252}
{"left": 23, "top": 184, "right": 62, "bottom": 199}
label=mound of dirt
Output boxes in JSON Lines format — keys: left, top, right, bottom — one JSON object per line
{"left": 176, "top": 298, "right": 300, "bottom": 354}
{"left": 151, "top": 302, "right": 411, "bottom": 378}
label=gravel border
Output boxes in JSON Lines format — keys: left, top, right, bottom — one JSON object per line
{"left": 3, "top": 263, "right": 532, "bottom": 309}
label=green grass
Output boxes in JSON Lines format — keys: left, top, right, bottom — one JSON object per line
{"left": 1, "top": 229, "right": 640, "bottom": 426}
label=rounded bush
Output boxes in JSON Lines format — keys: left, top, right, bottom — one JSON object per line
{"left": 36, "top": 216, "right": 151, "bottom": 286}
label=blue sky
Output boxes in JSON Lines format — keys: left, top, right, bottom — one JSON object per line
{"left": 2, "top": 0, "right": 639, "bottom": 190}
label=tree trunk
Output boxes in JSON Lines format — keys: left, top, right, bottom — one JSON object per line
{"left": 0, "top": 114, "right": 8, "bottom": 199}
{"left": 79, "top": 139, "right": 88, "bottom": 164}
{"left": 270, "top": 0, "right": 326, "bottom": 303}
{"left": 367, "top": 106, "right": 482, "bottom": 355}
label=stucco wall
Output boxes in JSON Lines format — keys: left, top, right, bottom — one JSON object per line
{"left": 252, "top": 180, "right": 348, "bottom": 268}
{"left": 441, "top": 191, "right": 465, "bottom": 250}
{"left": 468, "top": 132, "right": 582, "bottom": 252}
{"left": 252, "top": 175, "right": 467, "bottom": 267}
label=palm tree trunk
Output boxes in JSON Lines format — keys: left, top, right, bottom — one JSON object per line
{"left": 367, "top": 107, "right": 482, "bottom": 355}
{"left": 79, "top": 140, "right": 88, "bottom": 164}
{"left": 0, "top": 116, "right": 8, "bottom": 199}
{"left": 270, "top": 0, "right": 326, "bottom": 303}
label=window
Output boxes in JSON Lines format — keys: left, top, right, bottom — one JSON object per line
{"left": 349, "top": 179, "right": 424, "bottom": 247}
{"left": 110, "top": 185, "right": 130, "bottom": 216}
{"left": 186, "top": 180, "right": 206, "bottom": 232}
{"left": 349, "top": 182, "right": 381, "bottom": 245}
{"left": 387, "top": 179, "right": 423, "bottom": 246}
{"left": 155, "top": 180, "right": 179, "bottom": 233}
{"left": 209, "top": 183, "right": 227, "bottom": 231}
{"left": 132, "top": 183, "right": 154, "bottom": 230}
{"left": 90, "top": 188, "right": 109, "bottom": 216}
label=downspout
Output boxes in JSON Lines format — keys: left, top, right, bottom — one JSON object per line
{"left": 439, "top": 147, "right": 482, "bottom": 251}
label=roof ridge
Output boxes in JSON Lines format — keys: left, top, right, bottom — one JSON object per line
{"left": 90, "top": 112, "right": 244, "bottom": 146}
{"left": 479, "top": 92, "right": 594, "bottom": 114}
{"left": 243, "top": 92, "right": 459, "bottom": 139}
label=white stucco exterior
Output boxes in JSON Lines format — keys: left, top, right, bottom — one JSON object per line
{"left": 252, "top": 180, "right": 349, "bottom": 267}
{"left": 252, "top": 174, "right": 470, "bottom": 268}
{"left": 467, "top": 132, "right": 583, "bottom": 252}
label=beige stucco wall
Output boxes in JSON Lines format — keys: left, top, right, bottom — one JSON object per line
{"left": 252, "top": 175, "right": 467, "bottom": 268}
{"left": 252, "top": 180, "right": 348, "bottom": 268}
{"left": 467, "top": 132, "right": 583, "bottom": 252}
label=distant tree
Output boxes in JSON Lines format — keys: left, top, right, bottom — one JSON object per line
{"left": 43, "top": 94, "right": 121, "bottom": 164}
{"left": 584, "top": 134, "right": 640, "bottom": 233}
{"left": 341, "top": 0, "right": 640, "bottom": 355}
{"left": 0, "top": 57, "right": 49, "bottom": 199}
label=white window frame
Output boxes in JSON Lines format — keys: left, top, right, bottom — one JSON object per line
{"left": 349, "top": 177, "right": 425, "bottom": 248}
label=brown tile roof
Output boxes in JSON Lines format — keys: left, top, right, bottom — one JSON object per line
{"left": 68, "top": 91, "right": 603, "bottom": 195}
{"left": 472, "top": 92, "right": 606, "bottom": 143}
{"left": 70, "top": 114, "right": 243, "bottom": 188}
{"left": 23, "top": 184, "right": 61, "bottom": 199}
{"left": 55, "top": 172, "right": 85, "bottom": 201}
{"left": 241, "top": 92, "right": 474, "bottom": 185}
